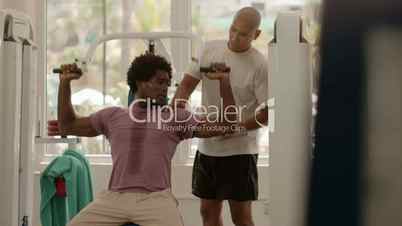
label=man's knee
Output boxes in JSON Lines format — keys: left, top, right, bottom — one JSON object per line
{"left": 200, "top": 200, "right": 222, "bottom": 223}
{"left": 200, "top": 205, "right": 220, "bottom": 220}
{"left": 66, "top": 216, "right": 83, "bottom": 226}
{"left": 229, "top": 200, "right": 254, "bottom": 226}
{"left": 231, "top": 216, "right": 254, "bottom": 226}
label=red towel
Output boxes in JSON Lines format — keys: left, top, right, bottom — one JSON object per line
{"left": 55, "top": 177, "right": 66, "bottom": 197}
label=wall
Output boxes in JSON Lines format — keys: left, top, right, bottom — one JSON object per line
{"left": 33, "top": 164, "right": 270, "bottom": 226}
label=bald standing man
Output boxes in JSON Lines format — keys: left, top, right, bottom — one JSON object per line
{"left": 172, "top": 7, "right": 268, "bottom": 226}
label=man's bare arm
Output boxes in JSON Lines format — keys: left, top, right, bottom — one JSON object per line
{"left": 171, "top": 74, "right": 200, "bottom": 107}
{"left": 57, "top": 64, "right": 99, "bottom": 137}
{"left": 240, "top": 106, "right": 268, "bottom": 131}
{"left": 193, "top": 71, "right": 239, "bottom": 138}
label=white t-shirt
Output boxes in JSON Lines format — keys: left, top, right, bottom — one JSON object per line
{"left": 187, "top": 40, "right": 268, "bottom": 156}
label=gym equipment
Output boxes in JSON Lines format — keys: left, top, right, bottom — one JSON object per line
{"left": 267, "top": 12, "right": 313, "bottom": 226}
{"left": 0, "top": 9, "right": 37, "bottom": 226}
{"left": 52, "top": 32, "right": 201, "bottom": 106}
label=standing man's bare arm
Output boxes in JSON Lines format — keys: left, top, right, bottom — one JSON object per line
{"left": 241, "top": 106, "right": 268, "bottom": 131}
{"left": 192, "top": 69, "right": 240, "bottom": 138}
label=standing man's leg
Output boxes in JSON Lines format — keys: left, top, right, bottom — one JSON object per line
{"left": 192, "top": 152, "right": 259, "bottom": 226}
{"left": 200, "top": 199, "right": 224, "bottom": 226}
{"left": 218, "top": 154, "right": 258, "bottom": 226}
{"left": 228, "top": 200, "right": 254, "bottom": 226}
{"left": 192, "top": 151, "right": 224, "bottom": 226}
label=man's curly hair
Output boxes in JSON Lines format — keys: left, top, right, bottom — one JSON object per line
{"left": 127, "top": 53, "right": 172, "bottom": 93}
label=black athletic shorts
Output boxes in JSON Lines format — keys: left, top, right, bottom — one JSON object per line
{"left": 192, "top": 151, "right": 258, "bottom": 201}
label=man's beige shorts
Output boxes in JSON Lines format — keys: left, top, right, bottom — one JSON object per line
{"left": 67, "top": 189, "right": 184, "bottom": 226}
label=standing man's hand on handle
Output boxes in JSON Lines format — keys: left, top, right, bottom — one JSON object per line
{"left": 205, "top": 63, "right": 231, "bottom": 80}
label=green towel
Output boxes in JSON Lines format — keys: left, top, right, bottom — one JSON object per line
{"left": 40, "top": 149, "right": 93, "bottom": 226}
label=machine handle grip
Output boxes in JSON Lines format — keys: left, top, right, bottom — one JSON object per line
{"left": 53, "top": 68, "right": 83, "bottom": 75}
{"left": 200, "top": 67, "right": 231, "bottom": 73}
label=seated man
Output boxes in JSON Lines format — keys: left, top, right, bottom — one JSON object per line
{"left": 48, "top": 53, "right": 242, "bottom": 226}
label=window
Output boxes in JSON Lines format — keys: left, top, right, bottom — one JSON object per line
{"left": 46, "top": 0, "right": 171, "bottom": 155}
{"left": 45, "top": 0, "right": 318, "bottom": 163}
